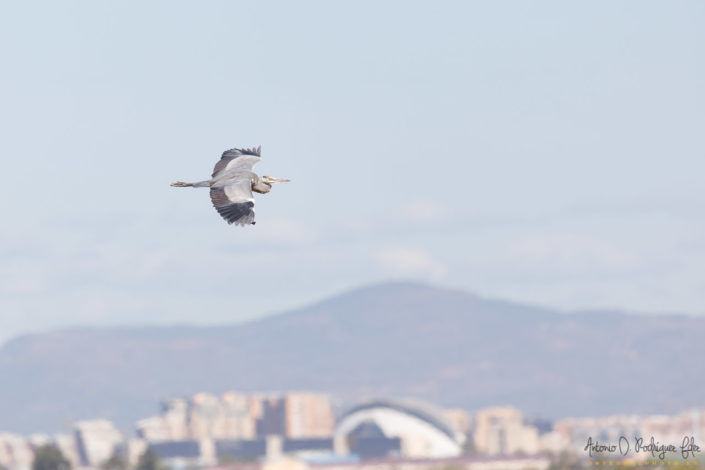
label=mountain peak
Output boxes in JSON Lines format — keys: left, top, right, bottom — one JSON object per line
{"left": 0, "top": 282, "right": 703, "bottom": 434}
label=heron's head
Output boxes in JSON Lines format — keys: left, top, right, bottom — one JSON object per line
{"left": 262, "top": 176, "right": 291, "bottom": 185}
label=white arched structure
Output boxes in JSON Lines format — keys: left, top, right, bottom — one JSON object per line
{"left": 335, "top": 400, "right": 464, "bottom": 458}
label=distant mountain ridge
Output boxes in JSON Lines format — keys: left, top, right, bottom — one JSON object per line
{"left": 1, "top": 282, "right": 703, "bottom": 434}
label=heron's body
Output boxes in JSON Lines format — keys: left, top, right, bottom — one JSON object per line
{"left": 171, "top": 146, "right": 289, "bottom": 226}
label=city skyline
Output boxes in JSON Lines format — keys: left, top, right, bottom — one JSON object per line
{"left": 2, "top": 389, "right": 704, "bottom": 470}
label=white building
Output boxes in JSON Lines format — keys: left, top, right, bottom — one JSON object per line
{"left": 0, "top": 433, "right": 34, "bottom": 470}
{"left": 473, "top": 406, "right": 539, "bottom": 456}
{"left": 335, "top": 399, "right": 465, "bottom": 459}
{"left": 74, "top": 419, "right": 123, "bottom": 467}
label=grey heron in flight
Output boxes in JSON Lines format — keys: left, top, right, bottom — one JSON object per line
{"left": 171, "top": 146, "right": 290, "bottom": 226}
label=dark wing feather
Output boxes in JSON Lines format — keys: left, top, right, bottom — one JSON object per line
{"left": 222, "top": 146, "right": 261, "bottom": 158}
{"left": 213, "top": 199, "right": 255, "bottom": 226}
{"left": 210, "top": 180, "right": 256, "bottom": 226}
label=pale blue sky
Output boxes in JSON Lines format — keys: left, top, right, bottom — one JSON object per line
{"left": 1, "top": 1, "right": 703, "bottom": 344}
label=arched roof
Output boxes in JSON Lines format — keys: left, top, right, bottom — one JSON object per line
{"left": 337, "top": 399, "right": 458, "bottom": 442}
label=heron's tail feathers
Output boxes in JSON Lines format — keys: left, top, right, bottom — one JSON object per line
{"left": 171, "top": 180, "right": 210, "bottom": 188}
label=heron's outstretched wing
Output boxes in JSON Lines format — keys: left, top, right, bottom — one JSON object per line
{"left": 210, "top": 178, "right": 256, "bottom": 225}
{"left": 212, "top": 147, "right": 262, "bottom": 177}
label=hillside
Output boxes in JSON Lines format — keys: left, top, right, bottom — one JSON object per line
{"left": 1, "top": 282, "right": 703, "bottom": 433}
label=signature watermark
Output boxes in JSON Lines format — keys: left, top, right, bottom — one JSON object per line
{"left": 585, "top": 437, "right": 701, "bottom": 460}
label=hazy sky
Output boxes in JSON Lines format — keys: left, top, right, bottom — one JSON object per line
{"left": 1, "top": 1, "right": 703, "bottom": 344}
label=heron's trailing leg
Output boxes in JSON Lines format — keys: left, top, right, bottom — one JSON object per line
{"left": 170, "top": 180, "right": 211, "bottom": 188}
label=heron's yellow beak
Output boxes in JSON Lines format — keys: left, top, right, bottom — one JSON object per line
{"left": 267, "top": 177, "right": 291, "bottom": 183}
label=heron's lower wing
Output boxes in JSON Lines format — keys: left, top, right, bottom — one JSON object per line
{"left": 213, "top": 200, "right": 255, "bottom": 225}
{"left": 210, "top": 179, "right": 256, "bottom": 226}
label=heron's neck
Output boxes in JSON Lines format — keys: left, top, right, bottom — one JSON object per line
{"left": 252, "top": 178, "right": 271, "bottom": 194}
